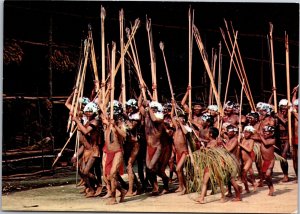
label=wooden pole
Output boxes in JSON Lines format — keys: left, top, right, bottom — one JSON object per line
{"left": 70, "top": 40, "right": 90, "bottom": 134}
{"left": 269, "top": 22, "right": 278, "bottom": 113}
{"left": 110, "top": 42, "right": 116, "bottom": 120}
{"left": 159, "top": 42, "right": 175, "bottom": 101}
{"left": 119, "top": 9, "right": 126, "bottom": 110}
{"left": 285, "top": 32, "right": 292, "bottom": 147}
{"left": 67, "top": 40, "right": 88, "bottom": 132}
{"left": 220, "top": 27, "right": 254, "bottom": 111}
{"left": 146, "top": 16, "right": 157, "bottom": 101}
{"left": 101, "top": 6, "right": 106, "bottom": 108}
{"left": 113, "top": 19, "right": 140, "bottom": 77}
{"left": 217, "top": 41, "right": 222, "bottom": 102}
{"left": 126, "top": 28, "right": 147, "bottom": 100}
{"left": 224, "top": 20, "right": 255, "bottom": 110}
{"left": 229, "top": 21, "right": 256, "bottom": 110}
{"left": 211, "top": 52, "right": 217, "bottom": 105}
{"left": 188, "top": 7, "right": 194, "bottom": 120}
{"left": 238, "top": 79, "right": 245, "bottom": 143}
{"left": 208, "top": 48, "right": 214, "bottom": 106}
{"left": 223, "top": 31, "right": 238, "bottom": 107}
{"left": 193, "top": 24, "right": 223, "bottom": 116}
{"left": 52, "top": 127, "right": 78, "bottom": 168}
{"left": 48, "top": 16, "right": 53, "bottom": 100}
{"left": 88, "top": 25, "right": 100, "bottom": 92}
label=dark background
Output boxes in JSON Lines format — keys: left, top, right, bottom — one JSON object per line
{"left": 3, "top": 1, "right": 299, "bottom": 101}
{"left": 2, "top": 1, "right": 299, "bottom": 167}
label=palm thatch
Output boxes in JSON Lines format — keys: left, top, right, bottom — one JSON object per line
{"left": 253, "top": 142, "right": 287, "bottom": 163}
{"left": 185, "top": 147, "right": 240, "bottom": 194}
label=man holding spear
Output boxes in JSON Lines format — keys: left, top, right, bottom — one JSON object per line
{"left": 138, "top": 92, "right": 165, "bottom": 195}
{"left": 275, "top": 99, "right": 291, "bottom": 182}
{"left": 71, "top": 101, "right": 102, "bottom": 197}
{"left": 291, "top": 87, "right": 298, "bottom": 180}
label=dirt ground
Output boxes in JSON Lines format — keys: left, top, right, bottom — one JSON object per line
{"left": 1, "top": 159, "right": 298, "bottom": 213}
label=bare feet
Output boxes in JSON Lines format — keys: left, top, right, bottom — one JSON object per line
{"left": 119, "top": 189, "right": 127, "bottom": 203}
{"left": 125, "top": 190, "right": 137, "bottom": 197}
{"left": 281, "top": 175, "right": 289, "bottom": 183}
{"left": 220, "top": 197, "right": 226, "bottom": 203}
{"left": 238, "top": 185, "right": 243, "bottom": 193}
{"left": 175, "top": 187, "right": 183, "bottom": 193}
{"left": 232, "top": 197, "right": 242, "bottom": 202}
{"left": 178, "top": 187, "right": 186, "bottom": 195}
{"left": 160, "top": 189, "right": 169, "bottom": 195}
{"left": 77, "top": 179, "right": 85, "bottom": 187}
{"left": 257, "top": 181, "right": 264, "bottom": 187}
{"left": 268, "top": 186, "right": 275, "bottom": 196}
{"left": 101, "top": 192, "right": 112, "bottom": 199}
{"left": 85, "top": 190, "right": 95, "bottom": 198}
{"left": 94, "top": 186, "right": 103, "bottom": 197}
{"left": 106, "top": 198, "right": 117, "bottom": 205}
{"left": 195, "top": 197, "right": 205, "bottom": 204}
{"left": 225, "top": 193, "right": 233, "bottom": 198}
{"left": 79, "top": 188, "right": 87, "bottom": 194}
{"left": 253, "top": 183, "right": 258, "bottom": 192}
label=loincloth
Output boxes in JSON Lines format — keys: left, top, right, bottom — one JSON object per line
{"left": 104, "top": 149, "right": 124, "bottom": 177}
{"left": 147, "top": 146, "right": 157, "bottom": 161}
{"left": 82, "top": 146, "right": 99, "bottom": 163}
{"left": 293, "top": 136, "right": 298, "bottom": 145}
{"left": 262, "top": 159, "right": 275, "bottom": 173}
{"left": 176, "top": 150, "right": 188, "bottom": 163}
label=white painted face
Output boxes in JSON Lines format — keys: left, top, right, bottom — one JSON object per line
{"left": 83, "top": 102, "right": 98, "bottom": 114}
{"left": 243, "top": 125, "right": 255, "bottom": 133}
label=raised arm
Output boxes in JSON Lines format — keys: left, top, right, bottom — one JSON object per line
{"left": 258, "top": 133, "right": 276, "bottom": 146}
{"left": 224, "top": 137, "right": 238, "bottom": 153}
{"left": 65, "top": 90, "right": 75, "bottom": 110}
{"left": 149, "top": 107, "right": 163, "bottom": 123}
{"left": 181, "top": 85, "right": 191, "bottom": 113}
{"left": 112, "top": 120, "right": 126, "bottom": 139}
{"left": 138, "top": 92, "right": 146, "bottom": 116}
{"left": 72, "top": 116, "right": 98, "bottom": 135}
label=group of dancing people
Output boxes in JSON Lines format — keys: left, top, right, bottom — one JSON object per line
{"left": 64, "top": 83, "right": 298, "bottom": 205}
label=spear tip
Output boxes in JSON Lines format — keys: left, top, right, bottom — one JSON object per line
{"left": 101, "top": 6, "right": 106, "bottom": 18}
{"left": 159, "top": 41, "right": 164, "bottom": 51}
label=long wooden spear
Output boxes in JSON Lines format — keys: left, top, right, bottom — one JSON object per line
{"left": 146, "top": 16, "right": 157, "bottom": 101}
{"left": 223, "top": 31, "right": 238, "bottom": 107}
{"left": 119, "top": 9, "right": 126, "bottom": 110}
{"left": 220, "top": 27, "right": 254, "bottom": 111}
{"left": 229, "top": 21, "right": 255, "bottom": 110}
{"left": 100, "top": 6, "right": 106, "bottom": 108}
{"left": 223, "top": 20, "right": 255, "bottom": 110}
{"left": 52, "top": 126, "right": 78, "bottom": 168}
{"left": 193, "top": 24, "right": 224, "bottom": 116}
{"left": 209, "top": 50, "right": 217, "bottom": 105}
{"left": 106, "top": 19, "right": 140, "bottom": 80}
{"left": 126, "top": 27, "right": 147, "bottom": 100}
{"left": 269, "top": 22, "right": 278, "bottom": 113}
{"left": 159, "top": 42, "right": 176, "bottom": 103}
{"left": 88, "top": 25, "right": 100, "bottom": 93}
{"left": 238, "top": 79, "right": 245, "bottom": 143}
{"left": 188, "top": 7, "right": 194, "bottom": 120}
{"left": 285, "top": 32, "right": 292, "bottom": 147}
{"left": 110, "top": 42, "right": 116, "bottom": 124}
{"left": 70, "top": 40, "right": 90, "bottom": 134}
{"left": 217, "top": 41, "right": 222, "bottom": 101}
{"left": 66, "top": 40, "right": 87, "bottom": 132}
